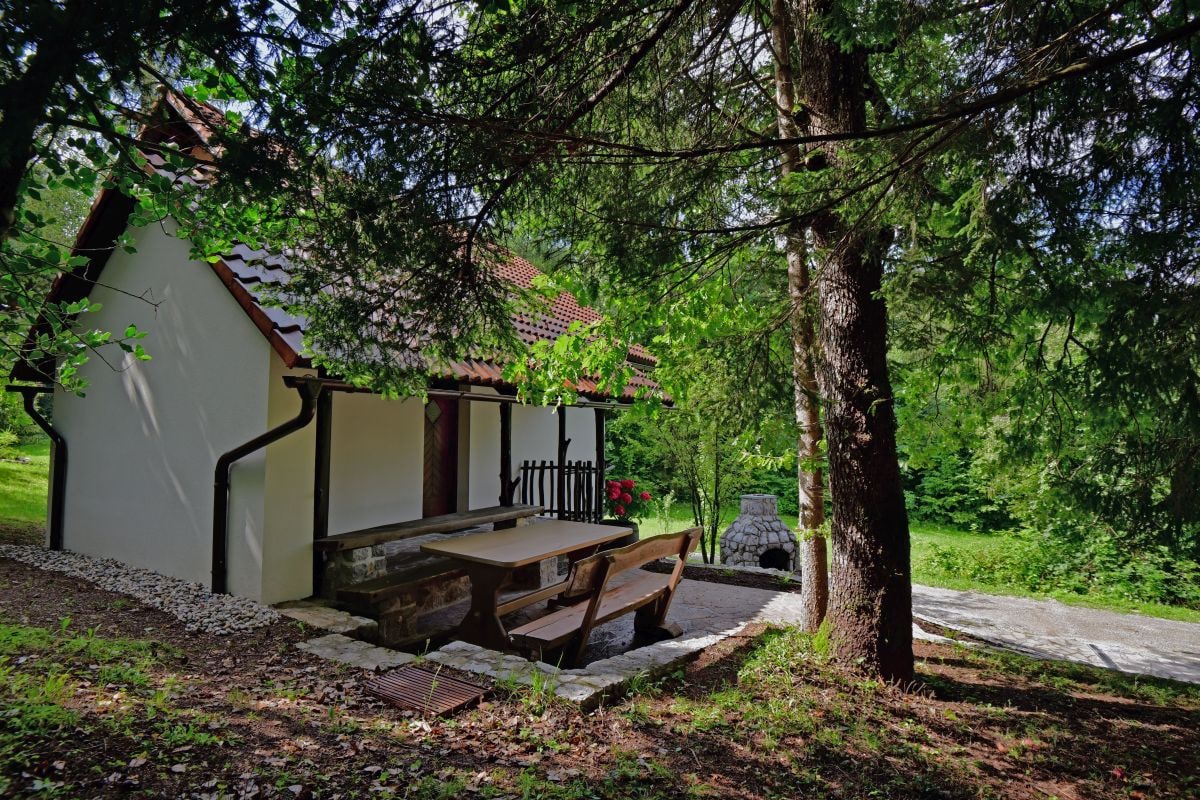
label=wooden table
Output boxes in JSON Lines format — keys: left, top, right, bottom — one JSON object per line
{"left": 421, "top": 519, "right": 632, "bottom": 649}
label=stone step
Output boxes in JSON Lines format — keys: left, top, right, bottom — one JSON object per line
{"left": 295, "top": 633, "right": 415, "bottom": 672}
{"left": 277, "top": 601, "right": 379, "bottom": 641}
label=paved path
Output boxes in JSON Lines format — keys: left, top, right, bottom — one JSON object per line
{"left": 644, "top": 578, "right": 1200, "bottom": 684}
{"left": 911, "top": 584, "right": 1200, "bottom": 684}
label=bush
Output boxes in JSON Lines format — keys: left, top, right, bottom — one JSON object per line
{"left": 0, "top": 392, "right": 47, "bottom": 443}
{"left": 754, "top": 469, "right": 800, "bottom": 517}
{"left": 925, "top": 524, "right": 1200, "bottom": 608}
{"left": 904, "top": 452, "right": 1013, "bottom": 531}
{"left": 0, "top": 431, "right": 18, "bottom": 460}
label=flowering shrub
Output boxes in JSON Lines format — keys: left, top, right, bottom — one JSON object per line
{"left": 604, "top": 478, "right": 652, "bottom": 521}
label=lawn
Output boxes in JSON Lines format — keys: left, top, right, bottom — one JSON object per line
{"left": 0, "top": 439, "right": 50, "bottom": 532}
{"left": 1, "top": 555, "right": 1196, "bottom": 798}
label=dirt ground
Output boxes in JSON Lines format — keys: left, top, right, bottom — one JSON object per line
{"left": 0, "top": 553, "right": 1196, "bottom": 799}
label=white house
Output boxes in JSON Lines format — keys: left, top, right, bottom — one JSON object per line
{"left": 8, "top": 96, "right": 655, "bottom": 606}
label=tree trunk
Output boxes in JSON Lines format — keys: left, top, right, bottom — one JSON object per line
{"left": 793, "top": 0, "right": 913, "bottom": 682}
{"left": 771, "top": 0, "right": 827, "bottom": 632}
{"left": 0, "top": 1, "right": 90, "bottom": 242}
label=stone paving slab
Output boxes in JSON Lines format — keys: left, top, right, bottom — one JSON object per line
{"left": 421, "top": 573, "right": 947, "bottom": 708}
{"left": 277, "top": 602, "right": 379, "bottom": 640}
{"left": 300, "top": 570, "right": 1200, "bottom": 708}
{"left": 295, "top": 634, "right": 414, "bottom": 671}
{"left": 424, "top": 572, "right": 1200, "bottom": 708}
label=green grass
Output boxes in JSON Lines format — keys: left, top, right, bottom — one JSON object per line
{"left": 637, "top": 503, "right": 1200, "bottom": 623}
{"left": 0, "top": 617, "right": 177, "bottom": 794}
{"left": 0, "top": 439, "right": 50, "bottom": 525}
{"left": 908, "top": 520, "right": 1200, "bottom": 622}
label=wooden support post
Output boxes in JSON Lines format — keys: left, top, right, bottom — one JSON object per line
{"left": 499, "top": 401, "right": 514, "bottom": 507}
{"left": 556, "top": 407, "right": 568, "bottom": 519}
{"left": 594, "top": 407, "right": 607, "bottom": 522}
{"left": 312, "top": 388, "right": 333, "bottom": 594}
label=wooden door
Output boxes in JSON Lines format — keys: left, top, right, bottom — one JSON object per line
{"left": 422, "top": 397, "right": 459, "bottom": 517}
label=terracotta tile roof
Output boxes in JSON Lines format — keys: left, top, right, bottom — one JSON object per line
{"left": 12, "top": 93, "right": 658, "bottom": 402}
{"left": 214, "top": 236, "right": 657, "bottom": 400}
{"left": 494, "top": 254, "right": 656, "bottom": 366}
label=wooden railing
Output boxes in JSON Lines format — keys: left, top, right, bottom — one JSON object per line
{"left": 518, "top": 460, "right": 602, "bottom": 523}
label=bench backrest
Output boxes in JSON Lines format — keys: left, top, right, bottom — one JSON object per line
{"left": 563, "top": 527, "right": 701, "bottom": 601}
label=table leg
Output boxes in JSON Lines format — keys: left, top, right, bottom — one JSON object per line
{"left": 456, "top": 565, "right": 512, "bottom": 650}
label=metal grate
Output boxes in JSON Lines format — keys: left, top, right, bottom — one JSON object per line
{"left": 364, "top": 665, "right": 486, "bottom": 716}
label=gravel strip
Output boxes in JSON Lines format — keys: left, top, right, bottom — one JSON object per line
{"left": 0, "top": 545, "right": 279, "bottom": 634}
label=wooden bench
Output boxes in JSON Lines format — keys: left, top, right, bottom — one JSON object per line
{"left": 315, "top": 504, "right": 543, "bottom": 552}
{"left": 509, "top": 527, "right": 700, "bottom": 666}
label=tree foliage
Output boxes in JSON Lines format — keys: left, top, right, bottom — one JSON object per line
{"left": 5, "top": 0, "right": 1198, "bottom": 669}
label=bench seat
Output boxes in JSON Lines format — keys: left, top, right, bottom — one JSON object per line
{"left": 509, "top": 571, "right": 671, "bottom": 652}
{"left": 337, "top": 557, "right": 466, "bottom": 606}
{"left": 315, "top": 504, "right": 542, "bottom": 553}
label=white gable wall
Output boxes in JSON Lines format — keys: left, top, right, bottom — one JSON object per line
{"left": 48, "top": 221, "right": 608, "bottom": 605}
{"left": 52, "top": 221, "right": 272, "bottom": 597}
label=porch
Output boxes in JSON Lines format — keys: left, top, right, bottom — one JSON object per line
{"left": 282, "top": 376, "right": 628, "bottom": 646}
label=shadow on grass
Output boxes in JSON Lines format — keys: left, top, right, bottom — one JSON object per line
{"left": 604, "top": 626, "right": 1198, "bottom": 800}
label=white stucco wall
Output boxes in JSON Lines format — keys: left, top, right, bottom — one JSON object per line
{"left": 467, "top": 394, "right": 501, "bottom": 510}
{"left": 466, "top": 390, "right": 597, "bottom": 511}
{"left": 259, "top": 359, "right": 316, "bottom": 603}
{"left": 325, "top": 392, "right": 423, "bottom": 534}
{"left": 256, "top": 374, "right": 426, "bottom": 603}
{"left": 52, "top": 221, "right": 271, "bottom": 597}
{"left": 46, "top": 219, "right": 607, "bottom": 604}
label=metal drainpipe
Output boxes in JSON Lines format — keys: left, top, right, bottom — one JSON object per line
{"left": 5, "top": 385, "right": 66, "bottom": 550}
{"left": 212, "top": 377, "right": 322, "bottom": 594}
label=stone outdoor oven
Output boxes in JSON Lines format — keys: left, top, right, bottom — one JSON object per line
{"left": 720, "top": 494, "right": 799, "bottom": 571}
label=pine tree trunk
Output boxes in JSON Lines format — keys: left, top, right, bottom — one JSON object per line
{"left": 0, "top": 42, "right": 67, "bottom": 241}
{"left": 771, "top": 0, "right": 827, "bottom": 632}
{"left": 792, "top": 0, "right": 913, "bottom": 682}
{"left": 793, "top": 265, "right": 828, "bottom": 630}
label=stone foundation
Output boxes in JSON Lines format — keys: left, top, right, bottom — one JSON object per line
{"left": 320, "top": 528, "right": 489, "bottom": 599}
{"left": 375, "top": 573, "right": 472, "bottom": 646}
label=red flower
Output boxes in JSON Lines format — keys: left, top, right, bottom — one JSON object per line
{"left": 620, "top": 492, "right": 633, "bottom": 504}
{"left": 620, "top": 479, "right": 635, "bottom": 490}
{"left": 613, "top": 504, "right": 626, "bottom": 517}
{"left": 640, "top": 491, "right": 652, "bottom": 501}
{"left": 608, "top": 487, "right": 621, "bottom": 500}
